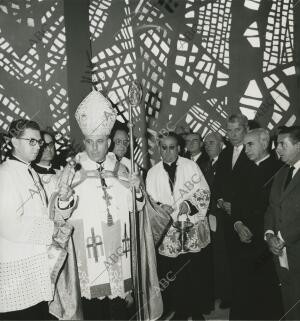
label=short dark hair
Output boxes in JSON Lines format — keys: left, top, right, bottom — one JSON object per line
{"left": 185, "top": 132, "right": 203, "bottom": 142}
{"left": 227, "top": 113, "right": 248, "bottom": 128}
{"left": 278, "top": 126, "right": 300, "bottom": 144}
{"left": 109, "top": 121, "right": 130, "bottom": 154}
{"left": 8, "top": 119, "right": 40, "bottom": 138}
{"left": 41, "top": 129, "right": 55, "bottom": 143}
{"left": 110, "top": 121, "right": 129, "bottom": 141}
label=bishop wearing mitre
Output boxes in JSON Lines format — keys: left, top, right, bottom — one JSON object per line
{"left": 69, "top": 90, "right": 148, "bottom": 320}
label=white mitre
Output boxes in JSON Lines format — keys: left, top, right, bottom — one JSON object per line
{"left": 75, "top": 90, "right": 117, "bottom": 136}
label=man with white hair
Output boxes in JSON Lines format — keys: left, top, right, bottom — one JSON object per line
{"left": 214, "top": 113, "right": 253, "bottom": 312}
{"left": 230, "top": 128, "right": 283, "bottom": 320}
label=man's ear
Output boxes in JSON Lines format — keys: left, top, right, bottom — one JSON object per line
{"left": 108, "top": 138, "right": 111, "bottom": 148}
{"left": 11, "top": 137, "right": 18, "bottom": 150}
{"left": 177, "top": 145, "right": 180, "bottom": 153}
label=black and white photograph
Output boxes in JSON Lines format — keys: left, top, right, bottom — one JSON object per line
{"left": 0, "top": 0, "right": 300, "bottom": 320}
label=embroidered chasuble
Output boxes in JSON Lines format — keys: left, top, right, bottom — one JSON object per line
{"left": 71, "top": 152, "right": 133, "bottom": 300}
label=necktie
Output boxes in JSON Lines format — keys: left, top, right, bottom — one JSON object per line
{"left": 28, "top": 165, "right": 48, "bottom": 206}
{"left": 284, "top": 166, "right": 295, "bottom": 190}
{"left": 211, "top": 159, "right": 217, "bottom": 172}
{"left": 232, "top": 146, "right": 241, "bottom": 168}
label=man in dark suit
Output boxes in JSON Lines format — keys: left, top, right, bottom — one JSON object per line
{"left": 213, "top": 113, "right": 253, "bottom": 311}
{"left": 265, "top": 126, "right": 300, "bottom": 320}
{"left": 203, "top": 132, "right": 234, "bottom": 309}
{"left": 231, "top": 128, "right": 283, "bottom": 320}
{"left": 184, "top": 132, "right": 209, "bottom": 173}
{"left": 203, "top": 132, "right": 223, "bottom": 188}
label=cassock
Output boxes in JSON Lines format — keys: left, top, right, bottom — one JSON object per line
{"left": 230, "top": 154, "right": 283, "bottom": 320}
{"left": 0, "top": 157, "right": 73, "bottom": 318}
{"left": 146, "top": 156, "right": 213, "bottom": 318}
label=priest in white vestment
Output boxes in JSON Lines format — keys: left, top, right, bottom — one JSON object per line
{"left": 0, "top": 119, "right": 74, "bottom": 320}
{"left": 146, "top": 132, "right": 214, "bottom": 320}
{"left": 70, "top": 90, "right": 145, "bottom": 320}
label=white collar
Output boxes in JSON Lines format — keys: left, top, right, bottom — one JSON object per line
{"left": 233, "top": 144, "right": 243, "bottom": 152}
{"left": 11, "top": 154, "right": 30, "bottom": 166}
{"left": 212, "top": 156, "right": 219, "bottom": 164}
{"left": 36, "top": 163, "right": 52, "bottom": 170}
{"left": 255, "top": 154, "right": 270, "bottom": 166}
{"left": 191, "top": 152, "right": 201, "bottom": 161}
{"left": 292, "top": 159, "right": 300, "bottom": 171}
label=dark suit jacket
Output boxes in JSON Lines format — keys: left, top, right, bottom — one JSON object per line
{"left": 265, "top": 163, "right": 300, "bottom": 273}
{"left": 185, "top": 150, "right": 210, "bottom": 174}
{"left": 214, "top": 145, "right": 253, "bottom": 204}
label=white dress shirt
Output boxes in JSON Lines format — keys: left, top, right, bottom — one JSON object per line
{"left": 232, "top": 145, "right": 243, "bottom": 168}
{"left": 191, "top": 152, "right": 202, "bottom": 162}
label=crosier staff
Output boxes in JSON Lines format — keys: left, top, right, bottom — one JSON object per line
{"left": 128, "top": 81, "right": 143, "bottom": 321}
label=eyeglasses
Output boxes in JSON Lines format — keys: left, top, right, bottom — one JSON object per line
{"left": 18, "top": 137, "right": 44, "bottom": 147}
{"left": 44, "top": 142, "right": 55, "bottom": 148}
{"left": 114, "top": 139, "right": 130, "bottom": 147}
{"left": 161, "top": 145, "right": 177, "bottom": 151}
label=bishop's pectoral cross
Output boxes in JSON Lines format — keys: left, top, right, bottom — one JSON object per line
{"left": 86, "top": 227, "right": 104, "bottom": 262}
{"left": 122, "top": 223, "right": 131, "bottom": 257}
{"left": 97, "top": 162, "right": 114, "bottom": 226}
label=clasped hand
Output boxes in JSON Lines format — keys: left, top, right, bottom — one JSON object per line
{"left": 58, "top": 182, "right": 74, "bottom": 201}
{"left": 266, "top": 235, "right": 285, "bottom": 256}
{"left": 218, "top": 199, "right": 231, "bottom": 215}
{"left": 235, "top": 222, "right": 253, "bottom": 243}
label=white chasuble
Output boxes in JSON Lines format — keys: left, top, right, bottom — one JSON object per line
{"left": 71, "top": 152, "right": 132, "bottom": 300}
{"left": 146, "top": 156, "right": 211, "bottom": 258}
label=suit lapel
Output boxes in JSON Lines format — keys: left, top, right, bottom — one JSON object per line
{"left": 281, "top": 168, "right": 300, "bottom": 200}
{"left": 232, "top": 147, "right": 245, "bottom": 172}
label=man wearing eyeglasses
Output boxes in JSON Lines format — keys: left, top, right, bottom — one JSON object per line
{"left": 110, "top": 123, "right": 131, "bottom": 169}
{"left": 0, "top": 119, "right": 74, "bottom": 320}
{"left": 146, "top": 132, "right": 213, "bottom": 320}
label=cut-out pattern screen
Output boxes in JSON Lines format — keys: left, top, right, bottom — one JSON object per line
{"left": 0, "top": 0, "right": 299, "bottom": 166}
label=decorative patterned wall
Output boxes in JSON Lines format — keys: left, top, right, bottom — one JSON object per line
{"left": 89, "top": 0, "right": 299, "bottom": 166}
{"left": 0, "top": 0, "right": 68, "bottom": 161}
{"left": 0, "top": 0, "right": 299, "bottom": 166}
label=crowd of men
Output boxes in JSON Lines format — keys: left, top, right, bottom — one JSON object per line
{"left": 1, "top": 90, "right": 300, "bottom": 321}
